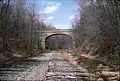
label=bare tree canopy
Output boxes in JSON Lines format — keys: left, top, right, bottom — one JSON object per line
{"left": 72, "top": 0, "right": 120, "bottom": 70}
{"left": 0, "top": 0, "right": 47, "bottom": 63}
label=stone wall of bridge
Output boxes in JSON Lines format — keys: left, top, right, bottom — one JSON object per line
{"left": 40, "top": 29, "right": 74, "bottom": 49}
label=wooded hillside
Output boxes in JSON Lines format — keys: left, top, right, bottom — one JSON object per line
{"left": 0, "top": 0, "right": 47, "bottom": 65}
{"left": 72, "top": 0, "right": 120, "bottom": 70}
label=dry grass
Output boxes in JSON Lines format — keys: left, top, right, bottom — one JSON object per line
{"left": 62, "top": 51, "right": 88, "bottom": 72}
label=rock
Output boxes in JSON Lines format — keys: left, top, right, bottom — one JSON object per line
{"left": 96, "top": 64, "right": 104, "bottom": 72}
{"left": 97, "top": 78, "right": 104, "bottom": 81}
{"left": 96, "top": 64, "right": 111, "bottom": 72}
{"left": 108, "top": 77, "right": 118, "bottom": 80}
{"left": 102, "top": 71, "right": 119, "bottom": 77}
{"left": 103, "top": 66, "right": 110, "bottom": 71}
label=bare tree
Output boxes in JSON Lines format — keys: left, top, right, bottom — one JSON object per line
{"left": 72, "top": 0, "right": 120, "bottom": 68}
{"left": 0, "top": 0, "right": 46, "bottom": 63}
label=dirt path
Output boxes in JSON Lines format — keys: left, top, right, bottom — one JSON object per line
{"left": 0, "top": 51, "right": 95, "bottom": 81}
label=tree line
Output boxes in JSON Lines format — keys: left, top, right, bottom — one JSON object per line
{"left": 0, "top": 0, "right": 47, "bottom": 62}
{"left": 72, "top": 0, "right": 120, "bottom": 67}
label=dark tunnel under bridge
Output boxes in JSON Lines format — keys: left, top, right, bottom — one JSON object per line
{"left": 45, "top": 34, "right": 73, "bottom": 50}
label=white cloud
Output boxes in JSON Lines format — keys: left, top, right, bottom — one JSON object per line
{"left": 47, "top": 16, "right": 54, "bottom": 21}
{"left": 43, "top": 2, "right": 61, "bottom": 14}
{"left": 68, "top": 14, "right": 75, "bottom": 20}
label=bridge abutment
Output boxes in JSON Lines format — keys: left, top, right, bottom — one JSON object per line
{"left": 41, "top": 41, "right": 45, "bottom": 49}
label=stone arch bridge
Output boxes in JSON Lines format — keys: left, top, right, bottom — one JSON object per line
{"left": 40, "top": 29, "right": 74, "bottom": 49}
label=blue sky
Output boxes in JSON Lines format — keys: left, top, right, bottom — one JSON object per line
{"left": 34, "top": 0, "right": 79, "bottom": 29}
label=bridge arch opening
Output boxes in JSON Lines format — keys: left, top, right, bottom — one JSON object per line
{"left": 45, "top": 34, "right": 73, "bottom": 50}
